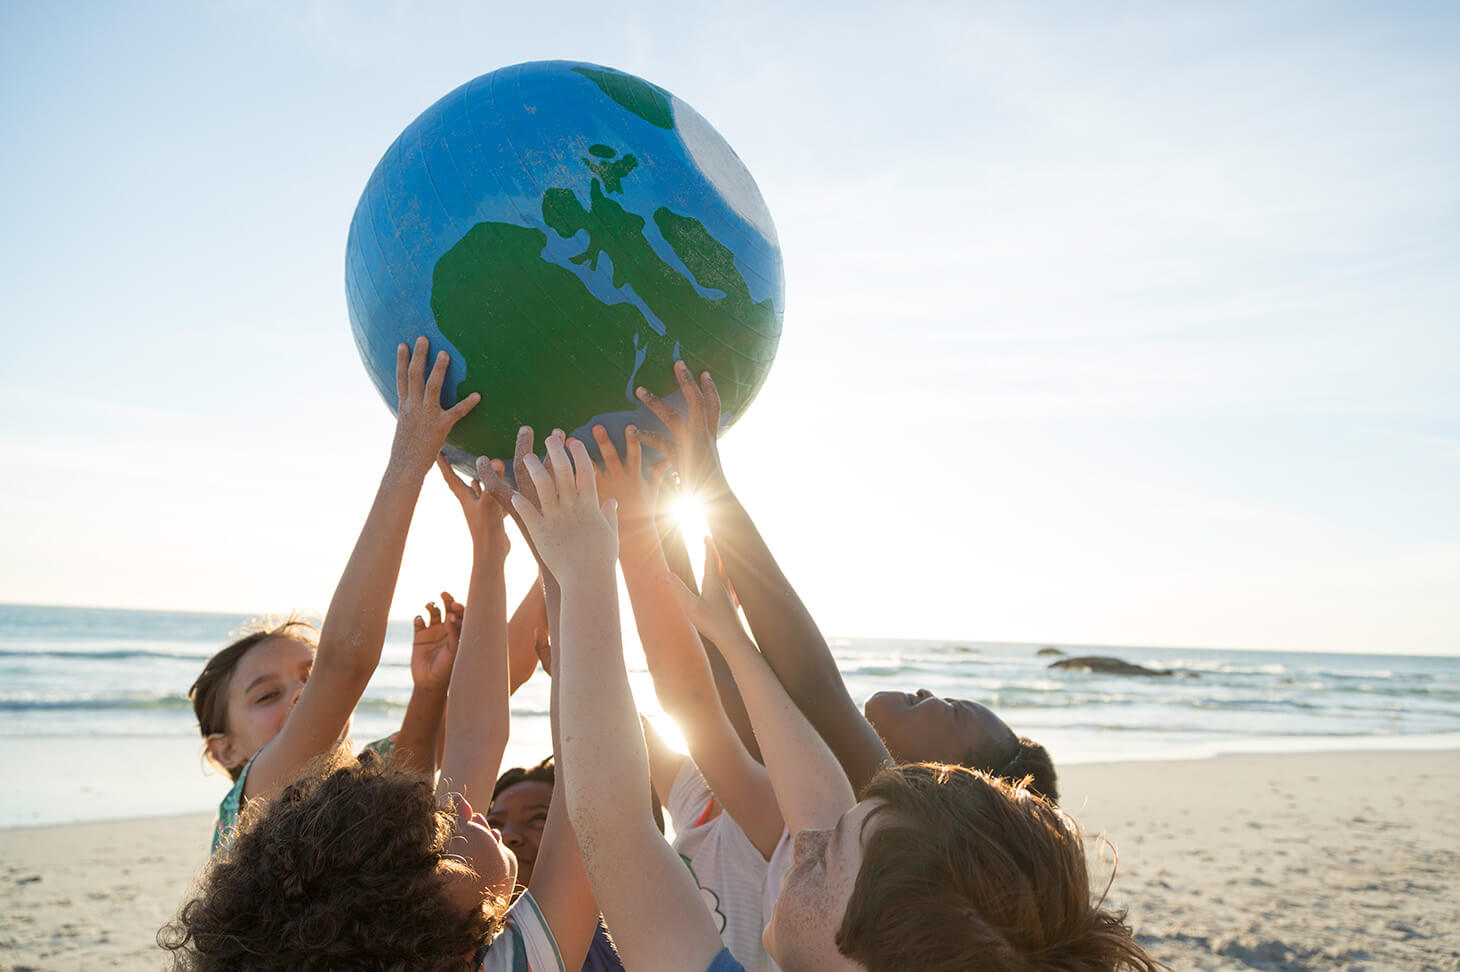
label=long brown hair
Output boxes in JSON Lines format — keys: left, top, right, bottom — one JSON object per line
{"left": 836, "top": 763, "right": 1164, "bottom": 971}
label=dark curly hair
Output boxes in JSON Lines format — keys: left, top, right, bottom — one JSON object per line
{"left": 160, "top": 750, "right": 506, "bottom": 970}
{"left": 492, "top": 755, "right": 665, "bottom": 834}
{"left": 492, "top": 754, "right": 557, "bottom": 802}
{"left": 994, "top": 735, "right": 1060, "bottom": 804}
{"left": 837, "top": 763, "right": 1164, "bottom": 972}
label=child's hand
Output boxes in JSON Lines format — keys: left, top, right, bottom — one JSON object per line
{"left": 635, "top": 361, "right": 727, "bottom": 497}
{"left": 389, "top": 337, "right": 480, "bottom": 477}
{"left": 592, "top": 424, "right": 670, "bottom": 530}
{"left": 436, "top": 454, "right": 510, "bottom": 554}
{"left": 669, "top": 537, "right": 748, "bottom": 650}
{"left": 411, "top": 594, "right": 462, "bottom": 692}
{"left": 511, "top": 433, "right": 619, "bottom": 584}
{"left": 476, "top": 425, "right": 561, "bottom": 577}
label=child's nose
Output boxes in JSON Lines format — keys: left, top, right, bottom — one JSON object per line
{"left": 290, "top": 686, "right": 304, "bottom": 708}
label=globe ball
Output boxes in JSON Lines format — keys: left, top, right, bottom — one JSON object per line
{"left": 344, "top": 60, "right": 784, "bottom": 471}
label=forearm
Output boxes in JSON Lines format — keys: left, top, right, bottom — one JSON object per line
{"left": 557, "top": 566, "right": 652, "bottom": 838}
{"left": 703, "top": 484, "right": 891, "bottom": 791}
{"left": 619, "top": 536, "right": 782, "bottom": 852}
{"left": 619, "top": 529, "right": 721, "bottom": 717}
{"left": 507, "top": 580, "right": 548, "bottom": 693}
{"left": 392, "top": 684, "right": 447, "bottom": 775}
{"left": 438, "top": 539, "right": 510, "bottom": 802}
{"left": 527, "top": 597, "right": 597, "bottom": 971}
{"left": 712, "top": 625, "right": 855, "bottom": 832}
{"left": 317, "top": 461, "right": 423, "bottom": 677}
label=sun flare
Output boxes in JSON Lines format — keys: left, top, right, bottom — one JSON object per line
{"left": 671, "top": 492, "right": 711, "bottom": 552}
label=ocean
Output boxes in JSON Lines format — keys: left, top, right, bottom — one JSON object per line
{"left": 1, "top": 602, "right": 1457, "bottom": 828}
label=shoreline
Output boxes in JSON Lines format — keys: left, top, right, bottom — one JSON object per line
{"left": 2, "top": 749, "right": 1457, "bottom": 970}
{"left": 5, "top": 734, "right": 1458, "bottom": 832}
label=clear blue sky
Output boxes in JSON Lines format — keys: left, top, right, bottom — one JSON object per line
{"left": 2, "top": 1, "right": 1456, "bottom": 654}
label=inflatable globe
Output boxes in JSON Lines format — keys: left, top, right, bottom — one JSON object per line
{"left": 345, "top": 60, "right": 784, "bottom": 470}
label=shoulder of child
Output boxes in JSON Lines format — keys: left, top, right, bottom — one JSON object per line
{"left": 209, "top": 751, "right": 259, "bottom": 855}
{"left": 476, "top": 890, "right": 567, "bottom": 972}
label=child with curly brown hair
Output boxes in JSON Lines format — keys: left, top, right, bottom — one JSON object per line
{"left": 163, "top": 416, "right": 599, "bottom": 970}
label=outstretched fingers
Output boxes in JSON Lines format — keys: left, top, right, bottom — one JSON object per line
{"left": 476, "top": 456, "right": 514, "bottom": 513}
{"left": 593, "top": 425, "right": 623, "bottom": 472}
{"left": 395, "top": 343, "right": 410, "bottom": 403}
{"left": 436, "top": 454, "right": 477, "bottom": 504}
{"left": 635, "top": 383, "right": 679, "bottom": 432}
{"left": 408, "top": 336, "right": 430, "bottom": 399}
{"left": 634, "top": 427, "right": 678, "bottom": 463}
{"left": 623, "top": 425, "right": 643, "bottom": 477}
{"left": 519, "top": 452, "right": 557, "bottom": 514}
{"left": 699, "top": 371, "right": 722, "bottom": 432}
{"left": 566, "top": 436, "right": 600, "bottom": 501}
{"left": 674, "top": 360, "right": 706, "bottom": 434}
{"left": 544, "top": 433, "right": 576, "bottom": 501}
{"left": 425, "top": 349, "right": 450, "bottom": 401}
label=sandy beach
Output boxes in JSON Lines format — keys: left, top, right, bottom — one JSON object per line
{"left": 2, "top": 749, "right": 1456, "bottom": 971}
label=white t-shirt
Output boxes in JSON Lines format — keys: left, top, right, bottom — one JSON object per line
{"left": 762, "top": 828, "right": 794, "bottom": 932}
{"left": 668, "top": 760, "right": 776, "bottom": 972}
{"left": 479, "top": 890, "right": 565, "bottom": 972}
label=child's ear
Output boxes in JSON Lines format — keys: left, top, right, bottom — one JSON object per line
{"left": 205, "top": 732, "right": 243, "bottom": 772}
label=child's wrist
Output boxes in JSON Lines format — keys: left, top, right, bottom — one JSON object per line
{"left": 472, "top": 523, "right": 511, "bottom": 555}
{"left": 410, "top": 679, "right": 450, "bottom": 699}
{"left": 695, "top": 469, "right": 735, "bottom": 507}
{"left": 553, "top": 557, "right": 617, "bottom": 590}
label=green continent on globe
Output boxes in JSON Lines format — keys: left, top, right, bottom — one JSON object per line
{"left": 572, "top": 66, "right": 675, "bottom": 130}
{"left": 431, "top": 167, "right": 777, "bottom": 461}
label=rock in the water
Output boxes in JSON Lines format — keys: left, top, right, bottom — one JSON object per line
{"left": 1048, "top": 655, "right": 1173, "bottom": 677}
{"left": 1035, "top": 646, "right": 1066, "bottom": 657}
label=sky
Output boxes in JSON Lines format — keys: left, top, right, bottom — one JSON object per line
{"left": 1, "top": 0, "right": 1456, "bottom": 655}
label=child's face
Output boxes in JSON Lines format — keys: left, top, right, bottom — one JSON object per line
{"left": 442, "top": 795, "right": 518, "bottom": 913}
{"left": 763, "top": 799, "right": 881, "bottom": 972}
{"left": 863, "top": 689, "right": 1018, "bottom": 769}
{"left": 208, "top": 636, "right": 317, "bottom": 771}
{"left": 487, "top": 779, "right": 553, "bottom": 887}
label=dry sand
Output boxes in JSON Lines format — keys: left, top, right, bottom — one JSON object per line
{"left": 1, "top": 749, "right": 1456, "bottom": 971}
{"left": 1061, "top": 750, "right": 1460, "bottom": 971}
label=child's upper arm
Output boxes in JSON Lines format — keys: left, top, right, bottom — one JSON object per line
{"left": 586, "top": 817, "right": 727, "bottom": 972}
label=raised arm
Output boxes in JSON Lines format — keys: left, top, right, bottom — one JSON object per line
{"left": 246, "top": 338, "right": 478, "bottom": 800}
{"left": 390, "top": 595, "right": 460, "bottom": 774}
{"left": 434, "top": 455, "right": 513, "bottom": 808}
{"left": 637, "top": 363, "right": 891, "bottom": 793}
{"left": 514, "top": 433, "right": 726, "bottom": 972}
{"left": 670, "top": 538, "right": 855, "bottom": 832}
{"left": 480, "top": 429, "right": 598, "bottom": 969}
{"left": 507, "top": 581, "right": 549, "bottom": 694}
{"left": 594, "top": 423, "right": 782, "bottom": 857}
{"left": 653, "top": 483, "right": 761, "bottom": 764}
